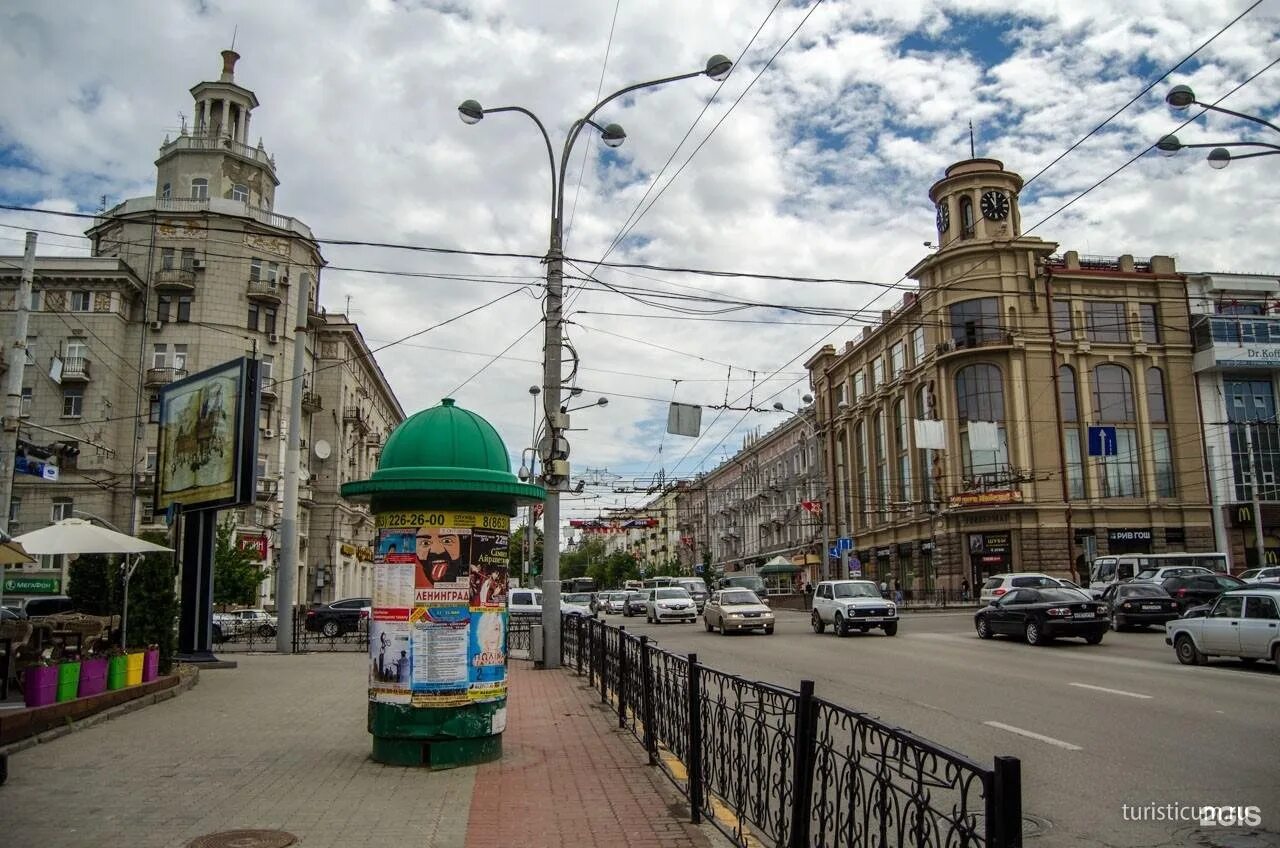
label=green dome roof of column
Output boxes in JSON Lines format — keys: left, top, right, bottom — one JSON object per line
{"left": 340, "top": 398, "right": 545, "bottom": 503}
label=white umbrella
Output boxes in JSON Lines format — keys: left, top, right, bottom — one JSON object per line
{"left": 14, "top": 518, "right": 172, "bottom": 555}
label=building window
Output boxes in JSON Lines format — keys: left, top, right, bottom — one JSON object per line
{"left": 52, "top": 498, "right": 73, "bottom": 522}
{"left": 181, "top": 247, "right": 196, "bottom": 271}
{"left": 949, "top": 298, "right": 1001, "bottom": 347}
{"left": 145, "top": 448, "right": 158, "bottom": 472}
{"left": 173, "top": 344, "right": 188, "bottom": 370}
{"left": 231, "top": 183, "right": 248, "bottom": 202}
{"left": 959, "top": 195, "right": 975, "bottom": 236}
{"left": 871, "top": 357, "right": 885, "bottom": 389}
{"left": 249, "top": 258, "right": 280, "bottom": 285}
{"left": 854, "top": 422, "right": 869, "bottom": 530}
{"left": 874, "top": 412, "right": 888, "bottom": 521}
{"left": 257, "top": 454, "right": 270, "bottom": 481}
{"left": 177, "top": 296, "right": 192, "bottom": 323}
{"left": 157, "top": 296, "right": 172, "bottom": 323}
{"left": 955, "top": 363, "right": 1008, "bottom": 483}
{"left": 20, "top": 387, "right": 32, "bottom": 417}
{"left": 152, "top": 344, "right": 168, "bottom": 369}
{"left": 1092, "top": 363, "right": 1140, "bottom": 497}
{"left": 248, "top": 302, "right": 260, "bottom": 331}
{"left": 1138, "top": 303, "right": 1160, "bottom": 343}
{"left": 1060, "top": 365, "right": 1084, "bottom": 499}
{"left": 852, "top": 371, "right": 865, "bottom": 402}
{"left": 1052, "top": 300, "right": 1073, "bottom": 337}
{"left": 264, "top": 307, "right": 278, "bottom": 335}
{"left": 911, "top": 326, "right": 925, "bottom": 365}
{"left": 1152, "top": 430, "right": 1175, "bottom": 498}
{"left": 149, "top": 396, "right": 160, "bottom": 423}
{"left": 914, "top": 385, "right": 934, "bottom": 509}
{"left": 889, "top": 342, "right": 905, "bottom": 380}
{"left": 894, "top": 398, "right": 912, "bottom": 505}
{"left": 1146, "top": 367, "right": 1167, "bottom": 423}
{"left": 161, "top": 183, "right": 171, "bottom": 201}
{"left": 161, "top": 247, "right": 175, "bottom": 271}
{"left": 1086, "top": 301, "right": 1128, "bottom": 343}
{"left": 191, "top": 178, "right": 208, "bottom": 200}
{"left": 260, "top": 354, "right": 274, "bottom": 383}
{"left": 8, "top": 496, "right": 20, "bottom": 530}
{"left": 70, "top": 291, "right": 93, "bottom": 312}
{"left": 141, "top": 499, "right": 155, "bottom": 525}
{"left": 62, "top": 386, "right": 84, "bottom": 417}
{"left": 1225, "top": 376, "right": 1279, "bottom": 502}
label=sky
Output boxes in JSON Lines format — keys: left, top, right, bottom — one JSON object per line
{"left": 1, "top": 0, "right": 1278, "bottom": 525}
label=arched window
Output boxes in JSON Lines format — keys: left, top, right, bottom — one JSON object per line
{"left": 954, "top": 364, "right": 1008, "bottom": 484}
{"left": 1147, "top": 367, "right": 1174, "bottom": 496}
{"left": 190, "top": 178, "right": 208, "bottom": 200}
{"left": 1092, "top": 364, "right": 1141, "bottom": 497}
{"left": 854, "top": 422, "right": 869, "bottom": 529}
{"left": 915, "top": 384, "right": 935, "bottom": 508}
{"left": 873, "top": 411, "right": 888, "bottom": 521}
{"left": 894, "top": 398, "right": 912, "bottom": 505}
{"left": 160, "top": 182, "right": 171, "bottom": 201}
{"left": 1060, "top": 366, "right": 1084, "bottom": 499}
{"left": 959, "top": 195, "right": 975, "bottom": 237}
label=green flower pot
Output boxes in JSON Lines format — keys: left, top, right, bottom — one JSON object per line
{"left": 56, "top": 661, "right": 81, "bottom": 703}
{"left": 107, "top": 655, "right": 128, "bottom": 690}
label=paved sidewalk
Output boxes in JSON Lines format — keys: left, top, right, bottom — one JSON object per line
{"left": 0, "top": 653, "right": 719, "bottom": 848}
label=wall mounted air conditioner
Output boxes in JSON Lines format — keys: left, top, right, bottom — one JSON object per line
{"left": 191, "top": 259, "right": 205, "bottom": 270}
{"left": 268, "top": 333, "right": 279, "bottom": 344}
{"left": 150, "top": 321, "right": 163, "bottom": 331}
{"left": 264, "top": 429, "right": 275, "bottom": 439}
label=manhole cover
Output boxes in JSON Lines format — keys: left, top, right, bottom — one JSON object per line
{"left": 185, "top": 830, "right": 297, "bottom": 848}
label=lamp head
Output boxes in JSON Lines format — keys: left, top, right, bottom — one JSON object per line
{"left": 1165, "top": 85, "right": 1196, "bottom": 111}
{"left": 802, "top": 393, "right": 813, "bottom": 404}
{"left": 601, "top": 123, "right": 626, "bottom": 148}
{"left": 596, "top": 397, "right": 609, "bottom": 407}
{"left": 518, "top": 466, "right": 531, "bottom": 481}
{"left": 1207, "top": 147, "right": 1231, "bottom": 170}
{"left": 528, "top": 385, "right": 541, "bottom": 396}
{"left": 458, "top": 99, "right": 485, "bottom": 125}
{"left": 1156, "top": 134, "right": 1182, "bottom": 157}
{"left": 570, "top": 386, "right": 584, "bottom": 397}
{"left": 772, "top": 401, "right": 785, "bottom": 411}
{"left": 705, "top": 54, "right": 733, "bottom": 82}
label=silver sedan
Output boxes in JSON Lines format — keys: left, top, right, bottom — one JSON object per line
{"left": 703, "top": 589, "right": 775, "bottom": 635}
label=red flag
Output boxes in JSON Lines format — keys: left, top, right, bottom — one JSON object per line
{"left": 801, "top": 500, "right": 822, "bottom": 517}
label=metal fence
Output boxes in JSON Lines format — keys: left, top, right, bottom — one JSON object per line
{"left": 559, "top": 614, "right": 1021, "bottom": 848}
{"left": 208, "top": 617, "right": 370, "bottom": 653}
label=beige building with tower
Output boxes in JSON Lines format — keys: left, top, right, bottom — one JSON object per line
{"left": 806, "top": 158, "right": 1213, "bottom": 594}
{"left": 0, "top": 51, "right": 403, "bottom": 608}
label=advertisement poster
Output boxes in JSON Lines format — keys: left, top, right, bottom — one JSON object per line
{"left": 369, "top": 510, "right": 511, "bottom": 706}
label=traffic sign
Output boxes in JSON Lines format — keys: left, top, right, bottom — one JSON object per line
{"left": 835, "top": 537, "right": 852, "bottom": 552}
{"left": 1087, "top": 426, "right": 1117, "bottom": 457}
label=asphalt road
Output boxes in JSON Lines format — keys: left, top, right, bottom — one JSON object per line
{"left": 606, "top": 607, "right": 1280, "bottom": 848}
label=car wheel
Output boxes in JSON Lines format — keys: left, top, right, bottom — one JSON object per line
{"left": 1025, "top": 619, "right": 1045, "bottom": 646}
{"left": 704, "top": 616, "right": 713, "bottom": 632}
{"left": 321, "top": 619, "right": 341, "bottom": 638}
{"left": 811, "top": 611, "right": 825, "bottom": 634}
{"left": 258, "top": 624, "right": 276, "bottom": 638}
{"left": 834, "top": 612, "right": 848, "bottom": 638}
{"left": 764, "top": 625, "right": 774, "bottom": 635}
{"left": 1174, "top": 634, "right": 1204, "bottom": 666}
{"left": 975, "top": 616, "right": 993, "bottom": 639}
{"left": 1085, "top": 631, "right": 1104, "bottom": 645}
{"left": 720, "top": 622, "right": 729, "bottom": 636}
{"left": 1272, "top": 643, "right": 1280, "bottom": 671}
{"left": 882, "top": 622, "right": 898, "bottom": 637}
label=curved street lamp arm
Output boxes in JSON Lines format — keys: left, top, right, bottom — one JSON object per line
{"left": 1173, "top": 140, "right": 1280, "bottom": 152}
{"left": 1194, "top": 101, "right": 1280, "bottom": 136}
{"left": 1224, "top": 149, "right": 1280, "bottom": 161}
{"left": 555, "top": 67, "right": 709, "bottom": 226}
{"left": 475, "top": 105, "right": 558, "bottom": 241}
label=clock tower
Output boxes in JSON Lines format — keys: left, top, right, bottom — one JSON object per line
{"left": 928, "top": 158, "right": 1023, "bottom": 250}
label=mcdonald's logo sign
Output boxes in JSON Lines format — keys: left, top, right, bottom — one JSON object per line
{"left": 1229, "top": 503, "right": 1256, "bottom": 528}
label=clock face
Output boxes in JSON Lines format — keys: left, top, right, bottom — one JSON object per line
{"left": 936, "top": 203, "right": 950, "bottom": 233}
{"left": 981, "top": 190, "right": 1010, "bottom": 221}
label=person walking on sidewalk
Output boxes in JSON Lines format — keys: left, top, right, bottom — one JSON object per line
{"left": 960, "top": 578, "right": 970, "bottom": 602}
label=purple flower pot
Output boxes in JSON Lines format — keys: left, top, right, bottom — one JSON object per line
{"left": 142, "top": 648, "right": 159, "bottom": 682}
{"left": 78, "top": 657, "right": 109, "bottom": 698}
{"left": 24, "top": 665, "right": 58, "bottom": 708}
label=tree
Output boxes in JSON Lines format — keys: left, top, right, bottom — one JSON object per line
{"left": 127, "top": 531, "right": 178, "bottom": 671}
{"left": 508, "top": 525, "right": 544, "bottom": 583}
{"left": 214, "top": 517, "right": 268, "bottom": 607}
{"left": 68, "top": 553, "right": 119, "bottom": 616}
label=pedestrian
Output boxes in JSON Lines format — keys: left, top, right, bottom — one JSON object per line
{"left": 960, "top": 578, "right": 970, "bottom": 602}
{"left": 879, "top": 580, "right": 888, "bottom": 598}
{"left": 893, "top": 579, "right": 903, "bottom": 605}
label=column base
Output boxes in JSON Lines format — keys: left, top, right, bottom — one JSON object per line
{"left": 371, "top": 732, "right": 502, "bottom": 769}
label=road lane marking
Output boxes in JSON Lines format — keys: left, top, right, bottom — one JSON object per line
{"left": 1068, "top": 682, "right": 1152, "bottom": 699}
{"left": 983, "top": 721, "right": 1083, "bottom": 751}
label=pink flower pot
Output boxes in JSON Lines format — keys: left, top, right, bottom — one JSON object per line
{"left": 142, "top": 648, "right": 159, "bottom": 682}
{"left": 24, "top": 665, "right": 58, "bottom": 708}
{"left": 78, "top": 657, "right": 109, "bottom": 697}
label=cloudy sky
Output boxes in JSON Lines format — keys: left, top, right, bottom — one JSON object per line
{"left": 2, "top": 0, "right": 1278, "bottom": 523}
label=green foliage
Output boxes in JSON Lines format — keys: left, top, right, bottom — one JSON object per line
{"left": 214, "top": 517, "right": 267, "bottom": 607}
{"left": 127, "top": 531, "right": 178, "bottom": 671}
{"left": 68, "top": 553, "right": 119, "bottom": 616}
{"left": 508, "top": 525, "right": 543, "bottom": 582}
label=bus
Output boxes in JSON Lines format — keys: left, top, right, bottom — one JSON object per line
{"left": 1087, "top": 552, "right": 1228, "bottom": 596}
{"left": 641, "top": 577, "right": 677, "bottom": 590}
{"left": 562, "top": 577, "right": 597, "bottom": 594}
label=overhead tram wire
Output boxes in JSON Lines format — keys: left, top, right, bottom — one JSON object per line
{"left": 562, "top": 0, "right": 623, "bottom": 246}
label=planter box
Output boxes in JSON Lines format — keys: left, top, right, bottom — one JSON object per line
{"left": 78, "top": 657, "right": 109, "bottom": 698}
{"left": 107, "top": 655, "right": 128, "bottom": 690}
{"left": 125, "top": 652, "right": 144, "bottom": 686}
{"left": 142, "top": 648, "right": 159, "bottom": 682}
{"left": 56, "top": 661, "right": 82, "bottom": 703}
{"left": 24, "top": 665, "right": 58, "bottom": 708}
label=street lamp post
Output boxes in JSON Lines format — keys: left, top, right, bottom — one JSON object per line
{"left": 460, "top": 54, "right": 732, "bottom": 669}
{"left": 1157, "top": 84, "right": 1280, "bottom": 168}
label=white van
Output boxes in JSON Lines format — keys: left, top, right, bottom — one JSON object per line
{"left": 1088, "top": 553, "right": 1228, "bottom": 598}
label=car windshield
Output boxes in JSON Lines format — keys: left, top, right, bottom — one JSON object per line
{"left": 563, "top": 593, "right": 592, "bottom": 604}
{"left": 723, "top": 577, "right": 766, "bottom": 592}
{"left": 1117, "top": 585, "right": 1168, "bottom": 598}
{"left": 833, "top": 583, "right": 880, "bottom": 599}
{"left": 1038, "top": 588, "right": 1089, "bottom": 603}
{"left": 656, "top": 588, "right": 691, "bottom": 600}
{"left": 720, "top": 590, "right": 760, "bottom": 605}
{"left": 1011, "top": 576, "right": 1057, "bottom": 588}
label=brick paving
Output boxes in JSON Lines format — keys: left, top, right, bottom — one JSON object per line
{"left": 0, "top": 653, "right": 722, "bottom": 848}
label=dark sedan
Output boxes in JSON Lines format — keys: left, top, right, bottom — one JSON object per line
{"left": 1099, "top": 583, "right": 1181, "bottom": 630}
{"left": 1160, "top": 574, "right": 1246, "bottom": 613}
{"left": 620, "top": 591, "right": 647, "bottom": 617}
{"left": 975, "top": 587, "right": 1109, "bottom": 646}
{"left": 304, "top": 596, "right": 371, "bottom": 637}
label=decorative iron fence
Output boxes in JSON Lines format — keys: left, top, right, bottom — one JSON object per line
{"left": 559, "top": 614, "right": 1021, "bottom": 848}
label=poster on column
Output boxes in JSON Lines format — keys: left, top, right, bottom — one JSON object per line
{"left": 370, "top": 510, "right": 511, "bottom": 706}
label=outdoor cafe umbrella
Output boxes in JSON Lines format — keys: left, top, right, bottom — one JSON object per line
{"left": 0, "top": 530, "right": 36, "bottom": 613}
{"left": 13, "top": 519, "right": 173, "bottom": 647}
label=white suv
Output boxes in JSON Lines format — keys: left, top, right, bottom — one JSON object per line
{"left": 646, "top": 587, "right": 697, "bottom": 623}
{"left": 811, "top": 580, "right": 898, "bottom": 637}
{"left": 979, "top": 573, "right": 1062, "bottom": 603}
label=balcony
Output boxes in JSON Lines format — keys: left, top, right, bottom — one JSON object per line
{"left": 1192, "top": 314, "right": 1280, "bottom": 373}
{"left": 935, "top": 328, "right": 1015, "bottom": 360}
{"left": 247, "top": 279, "right": 284, "bottom": 304}
{"left": 135, "top": 470, "right": 156, "bottom": 488}
{"left": 260, "top": 379, "right": 278, "bottom": 400}
{"left": 144, "top": 366, "right": 187, "bottom": 388}
{"left": 301, "top": 391, "right": 323, "bottom": 413}
{"left": 256, "top": 476, "right": 279, "bottom": 500}
{"left": 60, "top": 356, "right": 92, "bottom": 382}
{"left": 154, "top": 268, "right": 197, "bottom": 291}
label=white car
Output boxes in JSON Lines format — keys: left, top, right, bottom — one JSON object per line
{"left": 646, "top": 587, "right": 697, "bottom": 623}
{"left": 595, "top": 591, "right": 629, "bottom": 614}
{"left": 1239, "top": 567, "right": 1280, "bottom": 584}
{"left": 506, "top": 589, "right": 592, "bottom": 617}
{"left": 810, "top": 580, "right": 898, "bottom": 637}
{"left": 703, "top": 589, "right": 775, "bottom": 635}
{"left": 979, "top": 573, "right": 1062, "bottom": 603}
{"left": 1166, "top": 585, "right": 1280, "bottom": 667}
{"left": 213, "top": 608, "right": 277, "bottom": 640}
{"left": 1133, "top": 565, "right": 1214, "bottom": 583}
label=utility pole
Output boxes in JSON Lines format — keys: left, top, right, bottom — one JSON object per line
{"left": 275, "top": 274, "right": 308, "bottom": 653}
{"left": 0, "top": 232, "right": 36, "bottom": 610}
{"left": 1245, "top": 422, "right": 1267, "bottom": 569}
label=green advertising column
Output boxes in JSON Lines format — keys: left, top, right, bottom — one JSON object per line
{"left": 341, "top": 398, "right": 544, "bottom": 769}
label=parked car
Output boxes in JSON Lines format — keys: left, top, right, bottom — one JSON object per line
{"left": 621, "top": 591, "right": 648, "bottom": 617}
{"left": 213, "top": 608, "right": 278, "bottom": 641}
{"left": 1239, "top": 566, "right": 1280, "bottom": 584}
{"left": 304, "top": 596, "right": 371, "bottom": 637}
{"left": 20, "top": 595, "right": 76, "bottom": 617}
{"left": 646, "top": 587, "right": 697, "bottom": 624}
{"left": 1133, "top": 565, "right": 1214, "bottom": 583}
{"left": 1160, "top": 574, "right": 1247, "bottom": 613}
{"left": 716, "top": 574, "right": 770, "bottom": 605}
{"left": 1166, "top": 585, "right": 1280, "bottom": 667}
{"left": 810, "top": 580, "right": 898, "bottom": 637}
{"left": 703, "top": 589, "right": 775, "bottom": 635}
{"left": 978, "top": 573, "right": 1061, "bottom": 604}
{"left": 506, "top": 589, "right": 591, "bottom": 617}
{"left": 974, "top": 587, "right": 1109, "bottom": 645}
{"left": 1098, "top": 583, "right": 1180, "bottom": 630}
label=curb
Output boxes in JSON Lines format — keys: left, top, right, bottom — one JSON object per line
{"left": 0, "top": 664, "right": 200, "bottom": 757}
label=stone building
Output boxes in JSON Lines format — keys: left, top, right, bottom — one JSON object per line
{"left": 806, "top": 158, "right": 1214, "bottom": 593}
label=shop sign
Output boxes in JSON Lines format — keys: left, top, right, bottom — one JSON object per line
{"left": 2, "top": 575, "right": 61, "bottom": 594}
{"left": 920, "top": 540, "right": 935, "bottom": 553}
{"left": 949, "top": 490, "right": 1023, "bottom": 508}
{"left": 1107, "top": 528, "right": 1152, "bottom": 543}
{"left": 238, "top": 534, "right": 268, "bottom": 560}
{"left": 982, "top": 533, "right": 1010, "bottom": 554}
{"left": 340, "top": 543, "right": 357, "bottom": 557}
{"left": 876, "top": 547, "right": 892, "bottom": 558}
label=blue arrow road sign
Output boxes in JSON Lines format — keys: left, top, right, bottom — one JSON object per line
{"left": 836, "top": 537, "right": 853, "bottom": 552}
{"left": 1087, "top": 426, "right": 1117, "bottom": 457}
